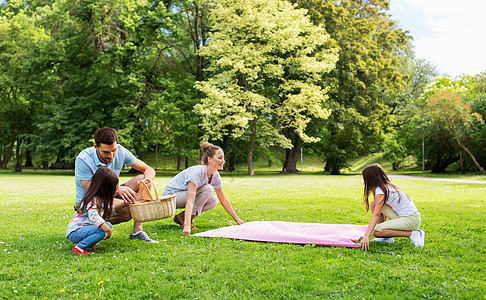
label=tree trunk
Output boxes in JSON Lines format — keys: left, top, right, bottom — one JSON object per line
{"left": 281, "top": 129, "right": 301, "bottom": 174}
{"left": 456, "top": 137, "right": 486, "bottom": 175}
{"left": 458, "top": 146, "right": 465, "bottom": 174}
{"left": 191, "top": 3, "right": 207, "bottom": 82}
{"left": 226, "top": 155, "right": 235, "bottom": 172}
{"left": 15, "top": 137, "right": 22, "bottom": 172}
{"left": 177, "top": 155, "right": 182, "bottom": 170}
{"left": 1, "top": 136, "right": 16, "bottom": 169}
{"left": 221, "top": 127, "right": 236, "bottom": 171}
{"left": 325, "top": 158, "right": 343, "bottom": 175}
{"left": 185, "top": 156, "right": 189, "bottom": 169}
{"left": 247, "top": 119, "right": 256, "bottom": 176}
{"left": 282, "top": 146, "right": 300, "bottom": 174}
{"left": 24, "top": 149, "right": 34, "bottom": 167}
{"left": 431, "top": 149, "right": 458, "bottom": 172}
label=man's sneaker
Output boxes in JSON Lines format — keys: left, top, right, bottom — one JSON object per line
{"left": 129, "top": 231, "right": 159, "bottom": 243}
{"left": 371, "top": 237, "right": 394, "bottom": 243}
{"left": 410, "top": 229, "right": 425, "bottom": 247}
{"left": 72, "top": 245, "right": 88, "bottom": 255}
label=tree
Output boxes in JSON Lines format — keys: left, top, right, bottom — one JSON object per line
{"left": 195, "top": 0, "right": 338, "bottom": 175}
{"left": 28, "top": 0, "right": 175, "bottom": 163}
{"left": 141, "top": 0, "right": 211, "bottom": 168}
{"left": 0, "top": 1, "right": 53, "bottom": 171}
{"left": 293, "top": 0, "right": 410, "bottom": 174}
{"left": 423, "top": 90, "right": 485, "bottom": 174}
{"left": 467, "top": 72, "right": 486, "bottom": 168}
{"left": 382, "top": 57, "right": 439, "bottom": 170}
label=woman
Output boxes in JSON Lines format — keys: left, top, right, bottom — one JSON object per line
{"left": 162, "top": 142, "right": 244, "bottom": 235}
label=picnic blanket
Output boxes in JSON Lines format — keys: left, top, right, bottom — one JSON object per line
{"left": 194, "top": 221, "right": 368, "bottom": 248}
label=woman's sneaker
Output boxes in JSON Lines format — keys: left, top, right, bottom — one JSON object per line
{"left": 410, "top": 230, "right": 425, "bottom": 247}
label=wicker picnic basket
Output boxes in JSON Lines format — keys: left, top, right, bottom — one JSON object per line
{"left": 129, "top": 179, "right": 176, "bottom": 222}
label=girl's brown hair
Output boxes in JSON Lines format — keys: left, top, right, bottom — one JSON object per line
{"left": 200, "top": 142, "right": 222, "bottom": 165}
{"left": 361, "top": 163, "right": 406, "bottom": 212}
{"left": 76, "top": 167, "right": 119, "bottom": 219}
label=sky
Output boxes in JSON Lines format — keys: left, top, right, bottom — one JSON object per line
{"left": 389, "top": 0, "right": 486, "bottom": 77}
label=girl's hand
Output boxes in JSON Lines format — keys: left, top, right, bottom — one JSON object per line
{"left": 360, "top": 236, "right": 370, "bottom": 251}
{"left": 235, "top": 218, "right": 244, "bottom": 225}
{"left": 104, "top": 227, "right": 113, "bottom": 240}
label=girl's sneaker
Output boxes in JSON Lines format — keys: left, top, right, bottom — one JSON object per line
{"left": 72, "top": 245, "right": 88, "bottom": 255}
{"left": 371, "top": 237, "right": 394, "bottom": 243}
{"left": 410, "top": 230, "right": 425, "bottom": 247}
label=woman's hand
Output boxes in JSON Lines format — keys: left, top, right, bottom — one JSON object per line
{"left": 360, "top": 236, "right": 370, "bottom": 251}
{"left": 215, "top": 187, "right": 245, "bottom": 225}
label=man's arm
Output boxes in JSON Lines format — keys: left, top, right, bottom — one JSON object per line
{"left": 114, "top": 159, "right": 155, "bottom": 204}
{"left": 130, "top": 159, "right": 156, "bottom": 182}
{"left": 75, "top": 155, "right": 95, "bottom": 195}
{"left": 80, "top": 180, "right": 91, "bottom": 192}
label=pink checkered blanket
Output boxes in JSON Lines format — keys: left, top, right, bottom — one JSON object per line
{"left": 194, "top": 221, "right": 368, "bottom": 248}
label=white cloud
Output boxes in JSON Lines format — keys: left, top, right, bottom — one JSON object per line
{"left": 390, "top": 0, "right": 486, "bottom": 77}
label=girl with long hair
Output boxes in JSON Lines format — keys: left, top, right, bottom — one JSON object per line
{"left": 66, "top": 167, "right": 119, "bottom": 254}
{"left": 360, "top": 163, "right": 424, "bottom": 251}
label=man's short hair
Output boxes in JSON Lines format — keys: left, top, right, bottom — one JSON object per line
{"left": 94, "top": 127, "right": 118, "bottom": 146}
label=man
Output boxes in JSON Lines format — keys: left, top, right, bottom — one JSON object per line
{"left": 75, "top": 127, "right": 158, "bottom": 243}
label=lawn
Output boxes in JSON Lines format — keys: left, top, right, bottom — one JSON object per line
{"left": 0, "top": 172, "right": 485, "bottom": 299}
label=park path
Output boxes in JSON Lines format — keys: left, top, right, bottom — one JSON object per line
{"left": 389, "top": 174, "right": 486, "bottom": 184}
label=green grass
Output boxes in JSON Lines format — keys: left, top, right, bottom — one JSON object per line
{"left": 1, "top": 173, "right": 485, "bottom": 299}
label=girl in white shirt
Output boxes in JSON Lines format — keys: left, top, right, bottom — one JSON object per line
{"left": 360, "top": 163, "right": 424, "bottom": 250}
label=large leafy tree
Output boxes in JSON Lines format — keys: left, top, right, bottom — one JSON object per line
{"left": 424, "top": 90, "right": 485, "bottom": 174}
{"left": 420, "top": 76, "right": 486, "bottom": 173}
{"left": 30, "top": 0, "right": 174, "bottom": 162}
{"left": 0, "top": 1, "right": 54, "bottom": 171}
{"left": 467, "top": 72, "right": 486, "bottom": 168}
{"left": 26, "top": 0, "right": 209, "bottom": 167}
{"left": 195, "top": 0, "right": 338, "bottom": 175}
{"left": 382, "top": 57, "right": 439, "bottom": 170}
{"left": 142, "top": 0, "right": 210, "bottom": 169}
{"left": 294, "top": 0, "right": 410, "bottom": 174}
{"left": 1, "top": 0, "right": 222, "bottom": 169}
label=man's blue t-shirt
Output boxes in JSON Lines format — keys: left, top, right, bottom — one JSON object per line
{"left": 74, "top": 144, "right": 137, "bottom": 204}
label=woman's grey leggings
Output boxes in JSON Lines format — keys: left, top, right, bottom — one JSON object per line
{"left": 174, "top": 185, "right": 218, "bottom": 216}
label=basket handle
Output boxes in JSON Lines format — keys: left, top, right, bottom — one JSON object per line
{"left": 138, "top": 179, "right": 159, "bottom": 201}
{"left": 151, "top": 180, "right": 159, "bottom": 200}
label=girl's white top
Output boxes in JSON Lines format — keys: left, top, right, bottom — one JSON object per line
{"left": 375, "top": 186, "right": 418, "bottom": 217}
